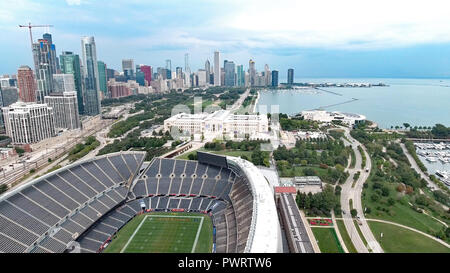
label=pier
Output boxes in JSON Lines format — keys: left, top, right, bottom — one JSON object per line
{"left": 312, "top": 98, "right": 359, "bottom": 110}
{"left": 314, "top": 87, "right": 343, "bottom": 96}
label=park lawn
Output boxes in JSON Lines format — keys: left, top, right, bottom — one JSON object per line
{"left": 311, "top": 227, "right": 345, "bottom": 253}
{"left": 362, "top": 183, "right": 446, "bottom": 236}
{"left": 336, "top": 220, "right": 357, "bottom": 253}
{"left": 369, "top": 221, "right": 450, "bottom": 253}
{"left": 279, "top": 166, "right": 329, "bottom": 178}
{"left": 104, "top": 212, "right": 213, "bottom": 253}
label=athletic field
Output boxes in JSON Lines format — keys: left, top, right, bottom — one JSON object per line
{"left": 103, "top": 212, "right": 213, "bottom": 253}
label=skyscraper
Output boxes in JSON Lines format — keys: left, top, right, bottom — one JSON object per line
{"left": 264, "top": 64, "right": 271, "bottom": 86}
{"left": 214, "top": 51, "right": 220, "bottom": 86}
{"left": 271, "top": 70, "right": 279, "bottom": 87}
{"left": 184, "top": 53, "right": 191, "bottom": 87}
{"left": 33, "top": 34, "right": 58, "bottom": 102}
{"left": 224, "top": 60, "right": 235, "bottom": 86}
{"left": 42, "top": 33, "right": 60, "bottom": 73}
{"left": 197, "top": 69, "right": 207, "bottom": 87}
{"left": 60, "top": 51, "right": 84, "bottom": 115}
{"left": 122, "top": 59, "right": 135, "bottom": 80}
{"left": 139, "top": 65, "right": 152, "bottom": 85}
{"left": 236, "top": 64, "right": 245, "bottom": 87}
{"left": 205, "top": 59, "right": 211, "bottom": 84}
{"left": 135, "top": 65, "right": 145, "bottom": 86}
{"left": 176, "top": 67, "right": 183, "bottom": 79}
{"left": 287, "top": 68, "right": 294, "bottom": 85}
{"left": 17, "top": 65, "right": 36, "bottom": 102}
{"left": 97, "top": 61, "right": 107, "bottom": 97}
{"left": 81, "top": 36, "right": 101, "bottom": 116}
{"left": 52, "top": 74, "right": 75, "bottom": 93}
{"left": 165, "top": 59, "right": 172, "bottom": 80}
{"left": 2, "top": 102, "right": 55, "bottom": 144}
{"left": 44, "top": 91, "right": 80, "bottom": 130}
{"left": 249, "top": 59, "right": 256, "bottom": 86}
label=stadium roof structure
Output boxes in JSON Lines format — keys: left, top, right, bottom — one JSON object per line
{"left": 227, "top": 156, "right": 282, "bottom": 253}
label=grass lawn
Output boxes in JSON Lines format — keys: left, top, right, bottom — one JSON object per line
{"left": 362, "top": 183, "right": 446, "bottom": 236}
{"left": 279, "top": 166, "right": 330, "bottom": 179}
{"left": 369, "top": 221, "right": 450, "bottom": 253}
{"left": 336, "top": 220, "right": 357, "bottom": 253}
{"left": 104, "top": 212, "right": 213, "bottom": 253}
{"left": 176, "top": 148, "right": 254, "bottom": 160}
{"left": 311, "top": 227, "right": 345, "bottom": 253}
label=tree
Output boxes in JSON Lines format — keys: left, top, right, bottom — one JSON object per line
{"left": 371, "top": 194, "right": 380, "bottom": 202}
{"left": 0, "top": 184, "right": 8, "bottom": 194}
{"left": 431, "top": 124, "right": 449, "bottom": 138}
{"left": 403, "top": 123, "right": 410, "bottom": 130}
{"left": 381, "top": 186, "right": 390, "bottom": 197}
{"left": 350, "top": 209, "right": 358, "bottom": 217}
{"left": 387, "top": 197, "right": 396, "bottom": 206}
{"left": 15, "top": 146, "right": 25, "bottom": 156}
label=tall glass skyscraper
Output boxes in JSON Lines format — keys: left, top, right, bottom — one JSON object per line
{"left": 214, "top": 51, "right": 220, "bottom": 86}
{"left": 33, "top": 34, "right": 58, "bottom": 102}
{"left": 60, "top": 51, "right": 84, "bottom": 114}
{"left": 271, "top": 70, "right": 279, "bottom": 87}
{"left": 140, "top": 65, "right": 152, "bottom": 85}
{"left": 287, "top": 68, "right": 294, "bottom": 85}
{"left": 97, "top": 61, "right": 107, "bottom": 98}
{"left": 135, "top": 65, "right": 145, "bottom": 86}
{"left": 236, "top": 65, "right": 245, "bottom": 87}
{"left": 122, "top": 59, "right": 134, "bottom": 80}
{"left": 81, "top": 36, "right": 101, "bottom": 116}
{"left": 249, "top": 59, "right": 256, "bottom": 86}
{"left": 224, "top": 60, "right": 235, "bottom": 86}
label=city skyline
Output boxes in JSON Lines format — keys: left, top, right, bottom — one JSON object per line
{"left": 2, "top": 0, "right": 450, "bottom": 78}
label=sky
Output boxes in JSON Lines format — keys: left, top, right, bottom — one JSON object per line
{"left": 1, "top": 0, "right": 450, "bottom": 79}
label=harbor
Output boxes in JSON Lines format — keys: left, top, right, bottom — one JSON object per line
{"left": 414, "top": 142, "right": 450, "bottom": 186}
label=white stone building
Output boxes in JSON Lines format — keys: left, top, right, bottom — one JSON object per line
{"left": 2, "top": 101, "right": 56, "bottom": 144}
{"left": 301, "top": 110, "right": 366, "bottom": 126}
{"left": 164, "top": 110, "right": 268, "bottom": 140}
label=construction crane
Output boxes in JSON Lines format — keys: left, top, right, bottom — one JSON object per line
{"left": 19, "top": 22, "right": 54, "bottom": 50}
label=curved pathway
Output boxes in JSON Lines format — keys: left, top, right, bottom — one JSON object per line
{"left": 365, "top": 218, "right": 450, "bottom": 248}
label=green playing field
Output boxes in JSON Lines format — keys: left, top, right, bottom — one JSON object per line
{"left": 103, "top": 212, "right": 213, "bottom": 253}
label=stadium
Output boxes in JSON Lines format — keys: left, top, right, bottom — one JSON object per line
{"left": 0, "top": 151, "right": 282, "bottom": 253}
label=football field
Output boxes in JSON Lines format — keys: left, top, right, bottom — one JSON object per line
{"left": 103, "top": 212, "right": 213, "bottom": 253}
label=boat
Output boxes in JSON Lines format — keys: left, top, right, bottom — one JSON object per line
{"left": 427, "top": 157, "right": 437, "bottom": 162}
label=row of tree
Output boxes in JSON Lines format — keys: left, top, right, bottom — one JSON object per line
{"left": 296, "top": 185, "right": 340, "bottom": 216}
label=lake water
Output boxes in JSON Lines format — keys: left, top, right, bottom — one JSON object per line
{"left": 256, "top": 78, "right": 450, "bottom": 128}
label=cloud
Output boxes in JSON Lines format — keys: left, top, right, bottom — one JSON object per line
{"left": 66, "top": 0, "right": 82, "bottom": 5}
{"left": 221, "top": 0, "right": 450, "bottom": 50}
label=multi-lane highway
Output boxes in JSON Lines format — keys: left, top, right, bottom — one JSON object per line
{"left": 340, "top": 127, "right": 384, "bottom": 253}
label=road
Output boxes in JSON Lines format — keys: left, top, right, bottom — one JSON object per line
{"left": 339, "top": 127, "right": 384, "bottom": 253}
{"left": 229, "top": 88, "right": 251, "bottom": 112}
{"left": 399, "top": 142, "right": 439, "bottom": 191}
{"left": 399, "top": 142, "right": 449, "bottom": 211}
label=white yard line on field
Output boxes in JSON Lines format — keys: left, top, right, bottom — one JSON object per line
{"left": 191, "top": 216, "right": 204, "bottom": 253}
{"left": 120, "top": 214, "right": 204, "bottom": 253}
{"left": 120, "top": 215, "right": 149, "bottom": 253}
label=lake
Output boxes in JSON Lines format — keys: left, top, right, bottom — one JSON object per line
{"left": 256, "top": 78, "right": 450, "bottom": 128}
